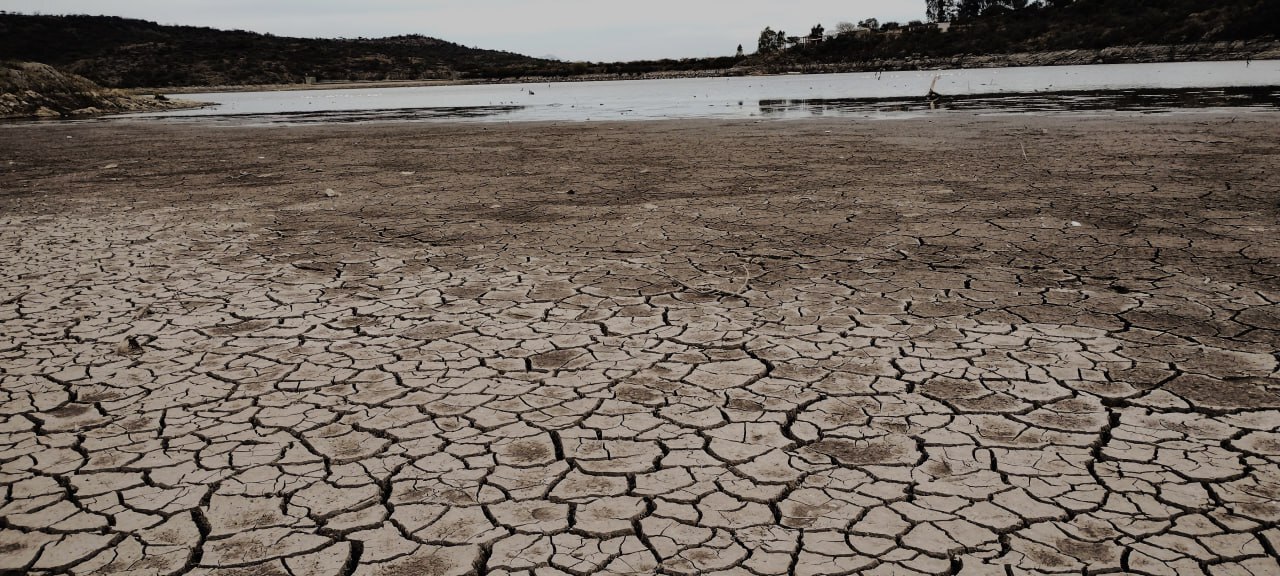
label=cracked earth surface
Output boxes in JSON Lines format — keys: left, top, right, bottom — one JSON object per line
{"left": 1, "top": 114, "right": 1279, "bottom": 575}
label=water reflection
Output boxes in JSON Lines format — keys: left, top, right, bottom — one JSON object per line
{"left": 757, "top": 87, "right": 1280, "bottom": 116}
{"left": 119, "top": 60, "right": 1280, "bottom": 125}
{"left": 150, "top": 105, "right": 524, "bottom": 125}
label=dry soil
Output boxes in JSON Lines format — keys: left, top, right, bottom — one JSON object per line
{"left": 1, "top": 113, "right": 1279, "bottom": 575}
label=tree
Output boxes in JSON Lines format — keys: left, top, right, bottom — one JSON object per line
{"left": 757, "top": 27, "right": 777, "bottom": 53}
{"left": 834, "top": 21, "right": 859, "bottom": 35}
{"left": 926, "top": 0, "right": 957, "bottom": 22}
{"left": 809, "top": 24, "right": 825, "bottom": 39}
{"left": 757, "top": 27, "right": 791, "bottom": 53}
{"left": 858, "top": 18, "right": 880, "bottom": 30}
{"left": 957, "top": 0, "right": 983, "bottom": 19}
{"left": 957, "top": 0, "right": 1028, "bottom": 19}
{"left": 736, "top": 44, "right": 744, "bottom": 57}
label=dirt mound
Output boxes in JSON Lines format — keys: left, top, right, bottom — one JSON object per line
{"left": 0, "top": 61, "right": 203, "bottom": 118}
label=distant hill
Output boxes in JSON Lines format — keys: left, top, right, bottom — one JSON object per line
{"left": 765, "top": 0, "right": 1280, "bottom": 68}
{"left": 0, "top": 13, "right": 559, "bottom": 88}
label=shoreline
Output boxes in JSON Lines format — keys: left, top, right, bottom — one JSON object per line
{"left": 130, "top": 41, "right": 1280, "bottom": 95}
{"left": 93, "top": 86, "right": 1280, "bottom": 126}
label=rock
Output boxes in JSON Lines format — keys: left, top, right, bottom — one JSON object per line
{"left": 114, "top": 336, "right": 143, "bottom": 356}
{"left": 0, "top": 61, "right": 206, "bottom": 119}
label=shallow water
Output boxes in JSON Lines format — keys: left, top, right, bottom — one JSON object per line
{"left": 129, "top": 60, "right": 1280, "bottom": 124}
{"left": 761, "top": 86, "right": 1280, "bottom": 116}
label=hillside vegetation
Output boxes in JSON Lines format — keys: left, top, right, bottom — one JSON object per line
{"left": 784, "top": 0, "right": 1280, "bottom": 67}
{"left": 0, "top": 13, "right": 558, "bottom": 87}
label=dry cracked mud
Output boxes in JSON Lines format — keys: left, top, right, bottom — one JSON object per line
{"left": 1, "top": 113, "right": 1279, "bottom": 575}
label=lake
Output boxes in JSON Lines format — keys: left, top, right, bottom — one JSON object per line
{"left": 132, "top": 60, "right": 1280, "bottom": 124}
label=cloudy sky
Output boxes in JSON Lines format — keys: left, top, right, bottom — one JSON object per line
{"left": 8, "top": 0, "right": 926, "bottom": 61}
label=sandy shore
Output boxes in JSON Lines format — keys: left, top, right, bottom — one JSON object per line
{"left": 2, "top": 114, "right": 1279, "bottom": 574}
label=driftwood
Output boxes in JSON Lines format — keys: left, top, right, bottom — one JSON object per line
{"left": 926, "top": 75, "right": 943, "bottom": 110}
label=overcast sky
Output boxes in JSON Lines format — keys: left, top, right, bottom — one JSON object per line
{"left": 8, "top": 1, "right": 927, "bottom": 61}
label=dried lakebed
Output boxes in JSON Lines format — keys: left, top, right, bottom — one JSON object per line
{"left": 1, "top": 115, "right": 1279, "bottom": 575}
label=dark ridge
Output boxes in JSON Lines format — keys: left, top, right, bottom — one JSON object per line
{"left": 0, "top": 13, "right": 557, "bottom": 87}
